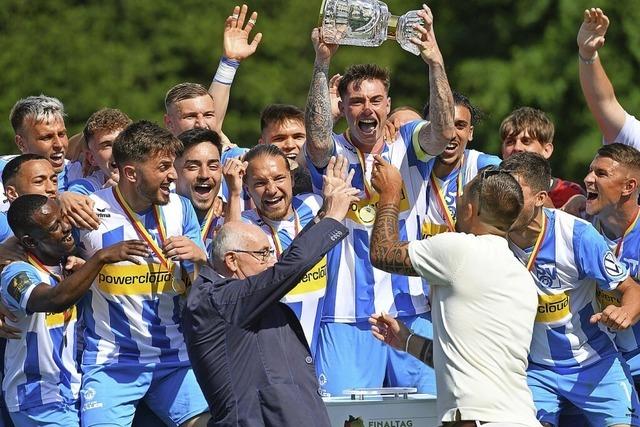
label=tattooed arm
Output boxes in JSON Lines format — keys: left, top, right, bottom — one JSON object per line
{"left": 305, "top": 28, "right": 338, "bottom": 169}
{"left": 411, "top": 5, "right": 455, "bottom": 156}
{"left": 370, "top": 204, "right": 419, "bottom": 276}
{"left": 369, "top": 155, "right": 418, "bottom": 276}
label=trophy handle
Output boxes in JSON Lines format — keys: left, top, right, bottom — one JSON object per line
{"left": 318, "top": 0, "right": 328, "bottom": 27}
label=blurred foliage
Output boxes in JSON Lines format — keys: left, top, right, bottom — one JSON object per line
{"left": 0, "top": 0, "right": 638, "bottom": 182}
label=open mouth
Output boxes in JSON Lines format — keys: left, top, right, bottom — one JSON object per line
{"left": 263, "top": 196, "right": 284, "bottom": 209}
{"left": 193, "top": 183, "right": 213, "bottom": 198}
{"left": 586, "top": 191, "right": 598, "bottom": 201}
{"left": 444, "top": 141, "right": 458, "bottom": 154}
{"left": 62, "top": 232, "right": 74, "bottom": 244}
{"left": 159, "top": 183, "right": 171, "bottom": 196}
{"left": 358, "top": 118, "right": 378, "bottom": 134}
{"left": 50, "top": 152, "right": 65, "bottom": 165}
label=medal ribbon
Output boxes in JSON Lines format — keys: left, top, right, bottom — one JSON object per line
{"left": 344, "top": 131, "right": 376, "bottom": 200}
{"left": 526, "top": 212, "right": 548, "bottom": 271}
{"left": 266, "top": 212, "right": 301, "bottom": 258}
{"left": 612, "top": 208, "right": 640, "bottom": 257}
{"left": 112, "top": 186, "right": 171, "bottom": 270}
{"left": 26, "top": 253, "right": 62, "bottom": 283}
{"left": 429, "top": 155, "right": 465, "bottom": 233}
{"left": 200, "top": 208, "right": 217, "bottom": 243}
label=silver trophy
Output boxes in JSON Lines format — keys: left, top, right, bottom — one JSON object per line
{"left": 319, "top": 0, "right": 424, "bottom": 55}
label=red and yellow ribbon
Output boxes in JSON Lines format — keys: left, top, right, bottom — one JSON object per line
{"left": 429, "top": 155, "right": 465, "bottom": 233}
{"left": 112, "top": 186, "right": 171, "bottom": 270}
{"left": 200, "top": 207, "right": 218, "bottom": 243}
{"left": 614, "top": 208, "right": 640, "bottom": 257}
{"left": 26, "top": 253, "right": 62, "bottom": 283}
{"left": 527, "top": 212, "right": 548, "bottom": 271}
{"left": 266, "top": 212, "right": 301, "bottom": 258}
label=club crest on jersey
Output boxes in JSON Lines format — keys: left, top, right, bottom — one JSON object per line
{"left": 533, "top": 263, "right": 560, "bottom": 289}
{"left": 603, "top": 251, "right": 626, "bottom": 280}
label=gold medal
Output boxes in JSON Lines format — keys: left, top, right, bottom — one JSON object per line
{"left": 359, "top": 204, "right": 376, "bottom": 224}
{"left": 172, "top": 276, "right": 186, "bottom": 295}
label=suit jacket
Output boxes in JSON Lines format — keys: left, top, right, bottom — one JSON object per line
{"left": 183, "top": 217, "right": 348, "bottom": 427}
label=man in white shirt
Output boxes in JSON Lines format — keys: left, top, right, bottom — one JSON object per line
{"left": 368, "top": 156, "right": 541, "bottom": 427}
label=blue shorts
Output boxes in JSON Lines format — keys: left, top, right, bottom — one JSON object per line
{"left": 9, "top": 400, "right": 79, "bottom": 427}
{"left": 315, "top": 313, "right": 436, "bottom": 396}
{"left": 527, "top": 355, "right": 640, "bottom": 426}
{"left": 80, "top": 363, "right": 208, "bottom": 427}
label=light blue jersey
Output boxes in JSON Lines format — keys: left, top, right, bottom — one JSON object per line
{"left": 592, "top": 213, "right": 640, "bottom": 377}
{"left": 0, "top": 261, "right": 80, "bottom": 413}
{"left": 306, "top": 121, "right": 435, "bottom": 323}
{"left": 78, "top": 189, "right": 204, "bottom": 367}
{"left": 509, "top": 209, "right": 627, "bottom": 370}
{"left": 67, "top": 170, "right": 108, "bottom": 196}
{"left": 241, "top": 193, "right": 326, "bottom": 354}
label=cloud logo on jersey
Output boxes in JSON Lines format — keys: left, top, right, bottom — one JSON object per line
{"left": 603, "top": 251, "right": 627, "bottom": 280}
{"left": 533, "top": 263, "right": 560, "bottom": 289}
{"left": 98, "top": 263, "right": 176, "bottom": 295}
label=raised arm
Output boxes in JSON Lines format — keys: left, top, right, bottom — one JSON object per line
{"left": 369, "top": 156, "right": 418, "bottom": 276}
{"left": 412, "top": 5, "right": 455, "bottom": 156}
{"left": 27, "top": 240, "right": 149, "bottom": 313}
{"left": 577, "top": 7, "right": 626, "bottom": 142}
{"left": 209, "top": 4, "right": 262, "bottom": 133}
{"left": 304, "top": 28, "right": 338, "bottom": 169}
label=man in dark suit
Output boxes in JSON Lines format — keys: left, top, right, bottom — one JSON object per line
{"left": 182, "top": 157, "right": 358, "bottom": 427}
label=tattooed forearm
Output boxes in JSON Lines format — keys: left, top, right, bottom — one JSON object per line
{"left": 419, "top": 61, "right": 455, "bottom": 156}
{"left": 370, "top": 203, "right": 419, "bottom": 276}
{"left": 305, "top": 60, "right": 334, "bottom": 168}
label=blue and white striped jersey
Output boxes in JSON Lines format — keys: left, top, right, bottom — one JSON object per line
{"left": 509, "top": 208, "right": 628, "bottom": 370}
{"left": 591, "top": 213, "right": 640, "bottom": 376}
{"left": 421, "top": 149, "right": 500, "bottom": 237}
{"left": 306, "top": 120, "right": 435, "bottom": 323}
{"left": 0, "top": 262, "right": 80, "bottom": 412}
{"left": 241, "top": 193, "right": 326, "bottom": 354}
{"left": 78, "top": 189, "right": 204, "bottom": 366}
{"left": 67, "top": 169, "right": 108, "bottom": 196}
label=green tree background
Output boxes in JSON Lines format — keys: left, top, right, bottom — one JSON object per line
{"left": 0, "top": 0, "right": 638, "bottom": 182}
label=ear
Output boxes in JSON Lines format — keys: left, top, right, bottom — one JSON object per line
{"left": 468, "top": 125, "right": 474, "bottom": 142}
{"left": 534, "top": 190, "right": 548, "bottom": 208}
{"left": 224, "top": 252, "right": 238, "bottom": 273}
{"left": 121, "top": 164, "right": 137, "bottom": 184}
{"left": 85, "top": 148, "right": 96, "bottom": 167}
{"left": 338, "top": 99, "right": 344, "bottom": 114}
{"left": 622, "top": 177, "right": 638, "bottom": 197}
{"left": 386, "top": 97, "right": 391, "bottom": 115}
{"left": 20, "top": 235, "right": 37, "bottom": 250}
{"left": 163, "top": 114, "right": 173, "bottom": 133}
{"left": 258, "top": 137, "right": 265, "bottom": 145}
{"left": 542, "top": 143, "right": 554, "bottom": 159}
{"left": 4, "top": 185, "right": 18, "bottom": 203}
{"left": 15, "top": 134, "right": 26, "bottom": 153}
{"left": 459, "top": 198, "right": 474, "bottom": 222}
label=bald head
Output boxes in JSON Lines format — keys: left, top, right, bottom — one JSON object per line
{"left": 211, "top": 222, "right": 274, "bottom": 276}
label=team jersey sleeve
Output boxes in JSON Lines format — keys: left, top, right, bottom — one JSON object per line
{"left": 0, "top": 262, "right": 42, "bottom": 314}
{"left": 180, "top": 196, "right": 206, "bottom": 274}
{"left": 574, "top": 221, "right": 629, "bottom": 291}
{"left": 407, "top": 233, "right": 461, "bottom": 286}
{"left": 67, "top": 178, "right": 97, "bottom": 196}
{"left": 604, "top": 112, "right": 640, "bottom": 150}
{"left": 0, "top": 212, "right": 13, "bottom": 243}
{"left": 476, "top": 153, "right": 502, "bottom": 170}
{"left": 399, "top": 119, "right": 435, "bottom": 163}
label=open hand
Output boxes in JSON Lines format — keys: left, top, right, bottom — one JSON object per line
{"left": 223, "top": 4, "right": 262, "bottom": 61}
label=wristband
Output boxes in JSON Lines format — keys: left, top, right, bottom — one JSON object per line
{"left": 578, "top": 51, "right": 598, "bottom": 65}
{"left": 214, "top": 56, "right": 241, "bottom": 85}
{"left": 405, "top": 331, "right": 415, "bottom": 353}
